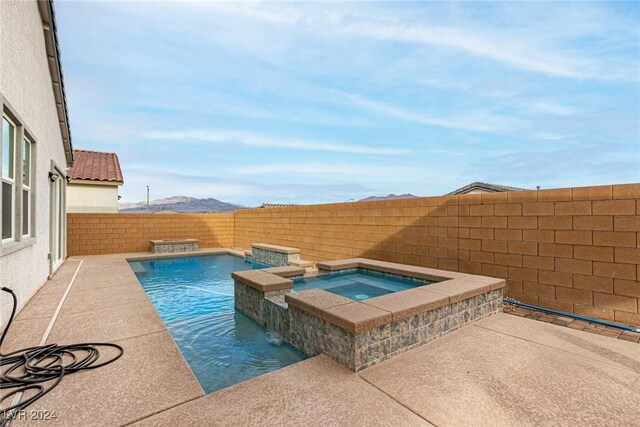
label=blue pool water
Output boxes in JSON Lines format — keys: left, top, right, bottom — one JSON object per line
{"left": 293, "top": 269, "right": 431, "bottom": 301}
{"left": 129, "top": 254, "right": 305, "bottom": 393}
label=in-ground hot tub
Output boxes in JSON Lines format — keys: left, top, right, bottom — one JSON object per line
{"left": 293, "top": 268, "right": 432, "bottom": 301}
{"left": 233, "top": 258, "right": 505, "bottom": 371}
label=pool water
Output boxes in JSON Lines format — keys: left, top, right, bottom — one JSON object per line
{"left": 293, "top": 269, "right": 431, "bottom": 301}
{"left": 129, "top": 254, "right": 306, "bottom": 393}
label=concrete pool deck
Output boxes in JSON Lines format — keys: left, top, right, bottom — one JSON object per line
{"left": 3, "top": 252, "right": 639, "bottom": 426}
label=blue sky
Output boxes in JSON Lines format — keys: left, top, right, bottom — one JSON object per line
{"left": 56, "top": 1, "right": 640, "bottom": 206}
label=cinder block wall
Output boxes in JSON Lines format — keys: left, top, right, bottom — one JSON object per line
{"left": 234, "top": 184, "right": 639, "bottom": 327}
{"left": 67, "top": 213, "right": 234, "bottom": 255}
{"left": 66, "top": 184, "right": 639, "bottom": 326}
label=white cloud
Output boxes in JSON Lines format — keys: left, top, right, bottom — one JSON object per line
{"left": 333, "top": 91, "right": 524, "bottom": 133}
{"left": 188, "top": 2, "right": 637, "bottom": 81}
{"left": 465, "top": 145, "right": 640, "bottom": 189}
{"left": 341, "top": 22, "right": 623, "bottom": 81}
{"left": 528, "top": 101, "right": 581, "bottom": 116}
{"left": 145, "top": 130, "right": 410, "bottom": 155}
{"left": 234, "top": 163, "right": 419, "bottom": 181}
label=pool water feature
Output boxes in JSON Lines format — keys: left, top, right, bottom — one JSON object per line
{"left": 129, "top": 254, "right": 306, "bottom": 393}
{"left": 293, "top": 269, "right": 432, "bottom": 301}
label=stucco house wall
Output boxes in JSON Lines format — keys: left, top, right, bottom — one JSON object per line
{"left": 67, "top": 182, "right": 120, "bottom": 213}
{"left": 0, "top": 1, "right": 70, "bottom": 326}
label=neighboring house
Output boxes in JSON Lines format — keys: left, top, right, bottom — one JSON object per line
{"left": 446, "top": 182, "right": 526, "bottom": 195}
{"left": 1, "top": 1, "right": 73, "bottom": 324}
{"left": 260, "top": 203, "right": 298, "bottom": 208}
{"left": 67, "top": 149, "right": 124, "bottom": 213}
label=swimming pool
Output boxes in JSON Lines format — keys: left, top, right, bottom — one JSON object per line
{"left": 129, "top": 254, "right": 305, "bottom": 393}
{"left": 293, "top": 269, "right": 432, "bottom": 301}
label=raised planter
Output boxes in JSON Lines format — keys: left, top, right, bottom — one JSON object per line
{"left": 150, "top": 239, "right": 199, "bottom": 254}
{"left": 233, "top": 258, "right": 505, "bottom": 371}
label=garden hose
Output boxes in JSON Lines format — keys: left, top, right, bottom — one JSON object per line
{"left": 0, "top": 287, "right": 124, "bottom": 426}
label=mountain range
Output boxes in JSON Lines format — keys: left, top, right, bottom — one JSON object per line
{"left": 358, "top": 194, "right": 418, "bottom": 202}
{"left": 119, "top": 193, "right": 420, "bottom": 213}
{"left": 118, "top": 196, "right": 245, "bottom": 213}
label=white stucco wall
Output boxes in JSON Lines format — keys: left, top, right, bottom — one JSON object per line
{"left": 0, "top": 1, "right": 69, "bottom": 326}
{"left": 67, "top": 183, "right": 120, "bottom": 213}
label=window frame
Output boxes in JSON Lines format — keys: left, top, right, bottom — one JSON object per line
{"left": 22, "top": 135, "right": 33, "bottom": 237}
{"left": 2, "top": 114, "right": 17, "bottom": 243}
{"left": 1, "top": 96, "right": 38, "bottom": 257}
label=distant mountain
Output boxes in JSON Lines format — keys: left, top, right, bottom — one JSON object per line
{"left": 358, "top": 193, "right": 418, "bottom": 202}
{"left": 119, "top": 196, "right": 246, "bottom": 213}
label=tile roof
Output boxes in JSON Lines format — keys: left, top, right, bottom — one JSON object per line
{"left": 68, "top": 149, "right": 124, "bottom": 183}
{"left": 446, "top": 182, "right": 526, "bottom": 195}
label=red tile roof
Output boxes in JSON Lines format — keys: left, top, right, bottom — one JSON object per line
{"left": 68, "top": 149, "right": 124, "bottom": 183}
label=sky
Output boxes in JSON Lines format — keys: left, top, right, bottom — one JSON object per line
{"left": 55, "top": 1, "right": 640, "bottom": 206}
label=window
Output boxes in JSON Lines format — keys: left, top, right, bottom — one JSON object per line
{"left": 1, "top": 110, "right": 36, "bottom": 249}
{"left": 2, "top": 116, "right": 16, "bottom": 241}
{"left": 22, "top": 136, "right": 32, "bottom": 236}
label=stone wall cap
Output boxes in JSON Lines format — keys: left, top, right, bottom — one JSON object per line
{"left": 463, "top": 275, "right": 507, "bottom": 289}
{"left": 321, "top": 302, "right": 392, "bottom": 334}
{"left": 364, "top": 288, "right": 450, "bottom": 322}
{"left": 317, "top": 258, "right": 465, "bottom": 282}
{"left": 232, "top": 270, "right": 293, "bottom": 292}
{"left": 150, "top": 239, "right": 199, "bottom": 245}
{"left": 252, "top": 243, "right": 300, "bottom": 254}
{"left": 316, "top": 258, "right": 364, "bottom": 271}
{"left": 357, "top": 259, "right": 466, "bottom": 281}
{"left": 285, "top": 289, "right": 352, "bottom": 317}
{"left": 264, "top": 266, "right": 306, "bottom": 278}
{"left": 420, "top": 278, "right": 502, "bottom": 303}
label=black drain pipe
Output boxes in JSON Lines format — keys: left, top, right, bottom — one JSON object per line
{"left": 504, "top": 298, "right": 639, "bottom": 333}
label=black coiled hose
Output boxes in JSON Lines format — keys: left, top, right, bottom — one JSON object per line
{"left": 0, "top": 287, "right": 124, "bottom": 426}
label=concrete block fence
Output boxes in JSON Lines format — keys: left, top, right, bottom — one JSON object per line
{"left": 68, "top": 184, "right": 640, "bottom": 326}
{"left": 67, "top": 213, "right": 234, "bottom": 255}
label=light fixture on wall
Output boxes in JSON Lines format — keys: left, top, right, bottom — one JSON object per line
{"left": 48, "top": 172, "right": 60, "bottom": 182}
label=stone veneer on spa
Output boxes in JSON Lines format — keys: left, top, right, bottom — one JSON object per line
{"left": 233, "top": 257, "right": 505, "bottom": 371}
